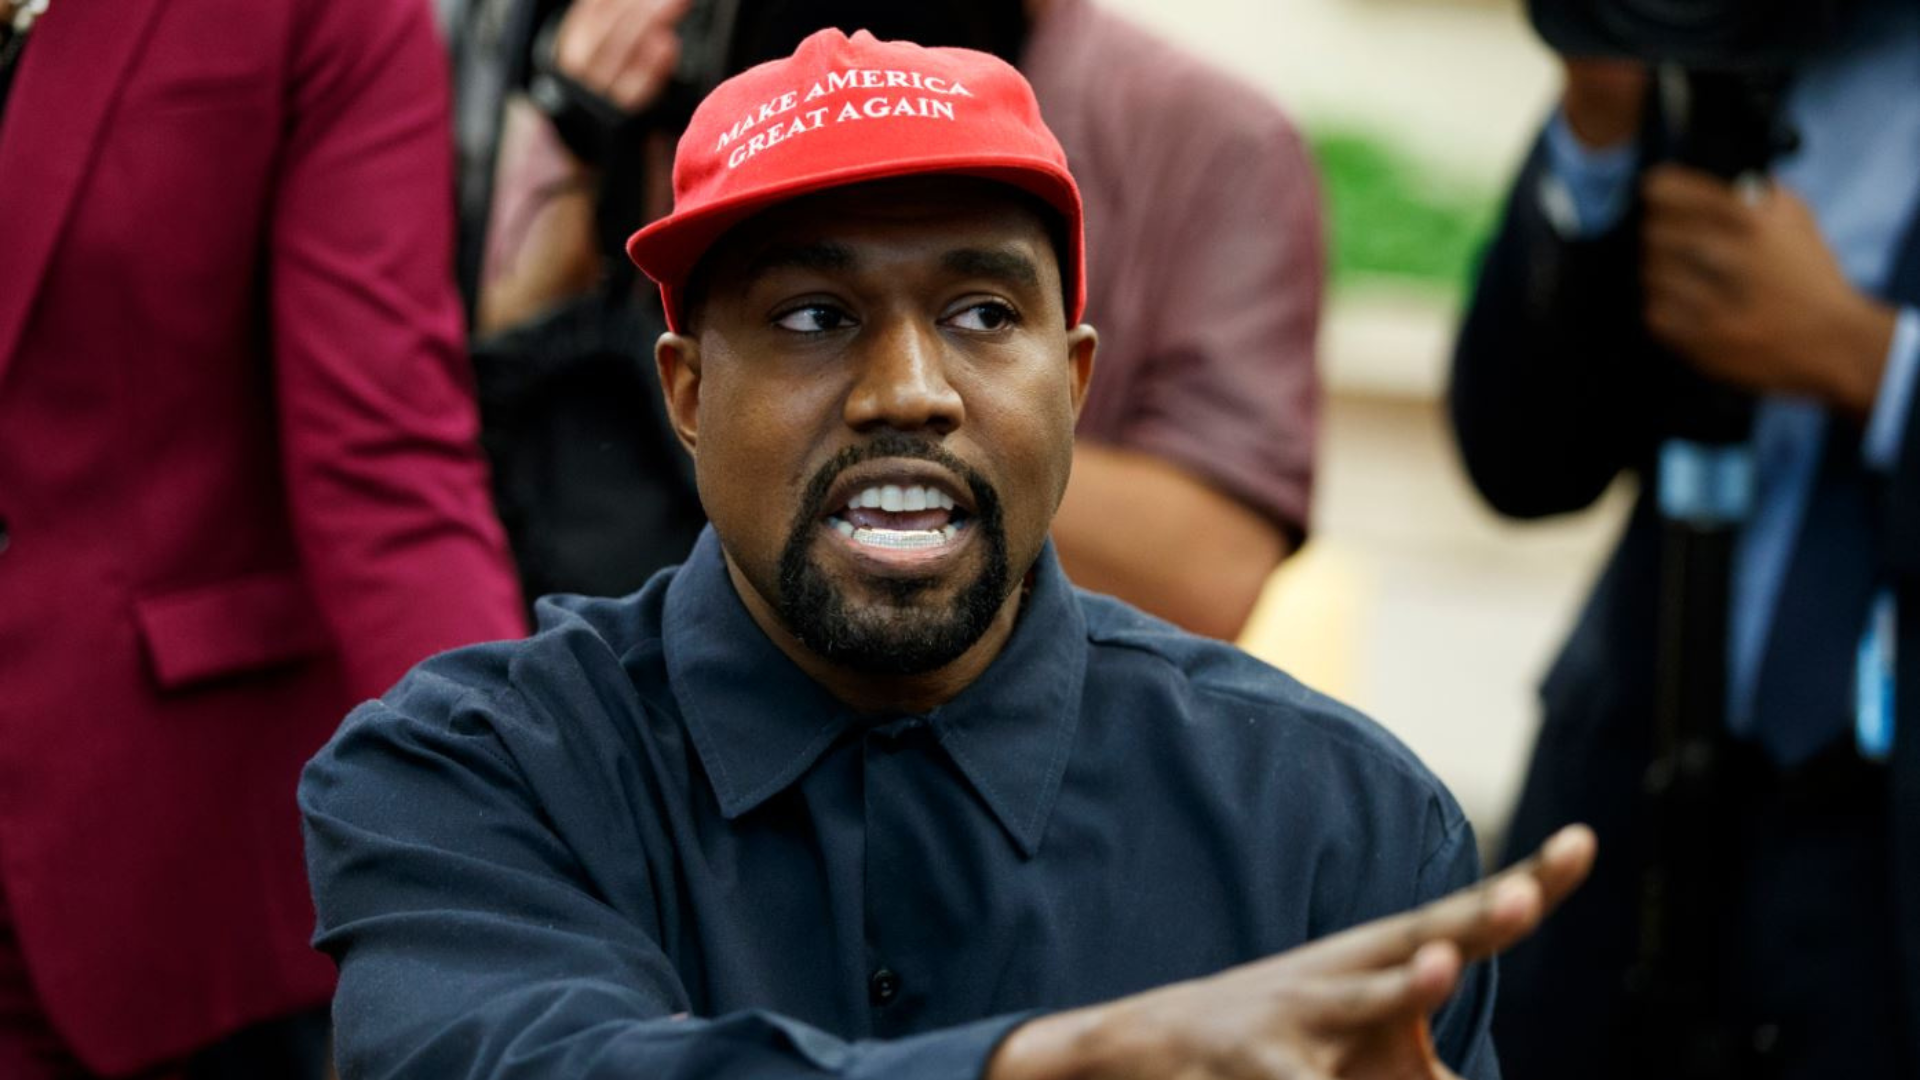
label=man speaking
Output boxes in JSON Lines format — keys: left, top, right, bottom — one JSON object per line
{"left": 301, "top": 29, "right": 1592, "bottom": 1079}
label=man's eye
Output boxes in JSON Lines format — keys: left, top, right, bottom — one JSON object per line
{"left": 772, "top": 305, "right": 854, "bottom": 333}
{"left": 946, "top": 302, "right": 1019, "bottom": 332}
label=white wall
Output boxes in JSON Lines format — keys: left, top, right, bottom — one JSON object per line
{"left": 1097, "top": 0, "right": 1561, "bottom": 185}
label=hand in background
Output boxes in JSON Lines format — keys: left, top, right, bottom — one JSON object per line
{"left": 1561, "top": 58, "right": 1648, "bottom": 150}
{"left": 1641, "top": 164, "right": 1897, "bottom": 415}
{"left": 988, "top": 825, "right": 1597, "bottom": 1080}
{"left": 551, "top": 0, "right": 692, "bottom": 114}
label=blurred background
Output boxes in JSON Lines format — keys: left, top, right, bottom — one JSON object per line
{"left": 1106, "top": 0, "right": 1636, "bottom": 855}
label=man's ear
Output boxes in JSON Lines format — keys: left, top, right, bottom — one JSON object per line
{"left": 656, "top": 332, "right": 702, "bottom": 456}
{"left": 1065, "top": 323, "right": 1097, "bottom": 420}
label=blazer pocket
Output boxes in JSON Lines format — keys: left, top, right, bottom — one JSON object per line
{"left": 134, "top": 572, "right": 334, "bottom": 691}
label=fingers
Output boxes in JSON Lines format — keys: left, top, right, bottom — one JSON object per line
{"left": 1642, "top": 229, "right": 1739, "bottom": 341}
{"left": 1643, "top": 213, "right": 1742, "bottom": 291}
{"left": 555, "top": 0, "right": 691, "bottom": 110}
{"left": 1640, "top": 166, "right": 1757, "bottom": 343}
{"left": 607, "top": 30, "right": 681, "bottom": 111}
{"left": 1497, "top": 822, "right": 1596, "bottom": 913}
{"left": 1303, "top": 941, "right": 1463, "bottom": 1032}
{"left": 1643, "top": 263, "right": 1732, "bottom": 355}
{"left": 1643, "top": 165, "right": 1751, "bottom": 233}
{"left": 1293, "top": 824, "right": 1596, "bottom": 975}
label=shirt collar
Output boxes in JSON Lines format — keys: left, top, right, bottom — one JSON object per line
{"left": 662, "top": 527, "right": 1088, "bottom": 857}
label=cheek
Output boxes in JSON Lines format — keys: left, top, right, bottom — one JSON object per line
{"left": 980, "top": 387, "right": 1079, "bottom": 529}
{"left": 1018, "top": 369, "right": 1082, "bottom": 484}
{"left": 692, "top": 360, "right": 850, "bottom": 549}
{"left": 692, "top": 384, "right": 801, "bottom": 549}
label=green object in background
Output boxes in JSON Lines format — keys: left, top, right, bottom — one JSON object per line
{"left": 1309, "top": 126, "right": 1500, "bottom": 296}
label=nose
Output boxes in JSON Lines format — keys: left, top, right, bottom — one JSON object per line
{"left": 842, "top": 315, "right": 965, "bottom": 435}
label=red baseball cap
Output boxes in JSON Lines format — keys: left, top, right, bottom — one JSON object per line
{"left": 626, "top": 28, "right": 1085, "bottom": 332}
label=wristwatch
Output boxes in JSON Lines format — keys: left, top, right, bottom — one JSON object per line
{"left": 527, "top": 10, "right": 637, "bottom": 168}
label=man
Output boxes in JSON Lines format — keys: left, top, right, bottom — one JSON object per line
{"left": 462, "top": 0, "right": 1318, "bottom": 638}
{"left": 304, "top": 29, "right": 1591, "bottom": 1079}
{"left": 1451, "top": 2, "right": 1920, "bottom": 1075}
{"left": 0, "top": 0, "right": 527, "bottom": 1074}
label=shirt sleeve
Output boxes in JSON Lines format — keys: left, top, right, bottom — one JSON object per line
{"left": 272, "top": 0, "right": 526, "bottom": 700}
{"left": 300, "top": 671, "right": 1028, "bottom": 1080}
{"left": 1538, "top": 110, "right": 1640, "bottom": 239}
{"left": 1863, "top": 307, "right": 1920, "bottom": 471}
{"left": 1115, "top": 106, "right": 1323, "bottom": 544}
{"left": 1419, "top": 811, "right": 1503, "bottom": 1080}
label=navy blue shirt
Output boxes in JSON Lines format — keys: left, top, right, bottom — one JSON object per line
{"left": 301, "top": 529, "right": 1498, "bottom": 1079}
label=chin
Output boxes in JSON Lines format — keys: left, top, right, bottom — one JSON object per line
{"left": 779, "top": 536, "right": 1011, "bottom": 677}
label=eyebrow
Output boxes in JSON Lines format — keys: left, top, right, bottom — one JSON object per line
{"left": 942, "top": 248, "right": 1041, "bottom": 291}
{"left": 734, "top": 240, "right": 1043, "bottom": 294}
{"left": 740, "top": 241, "right": 855, "bottom": 287}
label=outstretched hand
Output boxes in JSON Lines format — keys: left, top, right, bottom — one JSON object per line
{"left": 988, "top": 824, "right": 1597, "bottom": 1080}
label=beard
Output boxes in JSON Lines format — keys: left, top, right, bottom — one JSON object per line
{"left": 775, "top": 434, "right": 1012, "bottom": 676}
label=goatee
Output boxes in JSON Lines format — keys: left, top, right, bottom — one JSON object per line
{"left": 776, "top": 434, "right": 1011, "bottom": 675}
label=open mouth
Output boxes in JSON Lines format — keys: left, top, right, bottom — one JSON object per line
{"left": 824, "top": 482, "right": 972, "bottom": 552}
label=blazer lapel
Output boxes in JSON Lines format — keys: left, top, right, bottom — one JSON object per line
{"left": 0, "top": 0, "right": 168, "bottom": 386}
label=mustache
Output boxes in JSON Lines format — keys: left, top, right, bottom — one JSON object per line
{"left": 791, "top": 433, "right": 1002, "bottom": 532}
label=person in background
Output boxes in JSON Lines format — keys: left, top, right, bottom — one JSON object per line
{"left": 0, "top": 0, "right": 527, "bottom": 1074}
{"left": 1450, "top": 2, "right": 1920, "bottom": 1075}
{"left": 303, "top": 29, "right": 1596, "bottom": 1080}
{"left": 464, "top": 0, "right": 1321, "bottom": 639}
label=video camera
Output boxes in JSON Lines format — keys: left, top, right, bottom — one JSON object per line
{"left": 1527, "top": 0, "right": 1864, "bottom": 184}
{"left": 1528, "top": 0, "right": 1858, "bottom": 70}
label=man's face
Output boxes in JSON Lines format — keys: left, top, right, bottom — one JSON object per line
{"left": 659, "top": 177, "right": 1095, "bottom": 678}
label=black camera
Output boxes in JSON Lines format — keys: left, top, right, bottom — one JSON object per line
{"left": 1528, "top": 0, "right": 1859, "bottom": 70}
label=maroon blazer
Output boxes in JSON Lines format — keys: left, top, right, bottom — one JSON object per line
{"left": 0, "top": 0, "right": 527, "bottom": 1071}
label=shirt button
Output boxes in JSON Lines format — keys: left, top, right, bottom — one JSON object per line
{"left": 868, "top": 967, "right": 901, "bottom": 1006}
{"left": 0, "top": 517, "right": 10, "bottom": 557}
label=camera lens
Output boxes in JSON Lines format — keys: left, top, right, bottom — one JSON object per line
{"left": 1533, "top": 0, "right": 1855, "bottom": 70}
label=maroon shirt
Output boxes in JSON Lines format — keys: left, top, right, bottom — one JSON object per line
{"left": 1024, "top": 0, "right": 1324, "bottom": 542}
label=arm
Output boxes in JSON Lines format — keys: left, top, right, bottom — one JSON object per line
{"left": 990, "top": 826, "right": 1593, "bottom": 1080}
{"left": 1449, "top": 64, "right": 1666, "bottom": 520}
{"left": 474, "top": 98, "right": 603, "bottom": 335}
{"left": 475, "top": 0, "right": 685, "bottom": 334}
{"left": 1051, "top": 444, "right": 1289, "bottom": 642}
{"left": 272, "top": 0, "right": 527, "bottom": 696}
{"left": 1059, "top": 108, "right": 1320, "bottom": 640}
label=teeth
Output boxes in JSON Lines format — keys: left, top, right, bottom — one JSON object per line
{"left": 843, "top": 524, "right": 961, "bottom": 550}
{"left": 833, "top": 520, "right": 854, "bottom": 537}
{"left": 846, "top": 484, "right": 959, "bottom": 514}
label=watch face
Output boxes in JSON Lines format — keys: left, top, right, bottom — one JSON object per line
{"left": 1528, "top": 0, "right": 1856, "bottom": 70}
